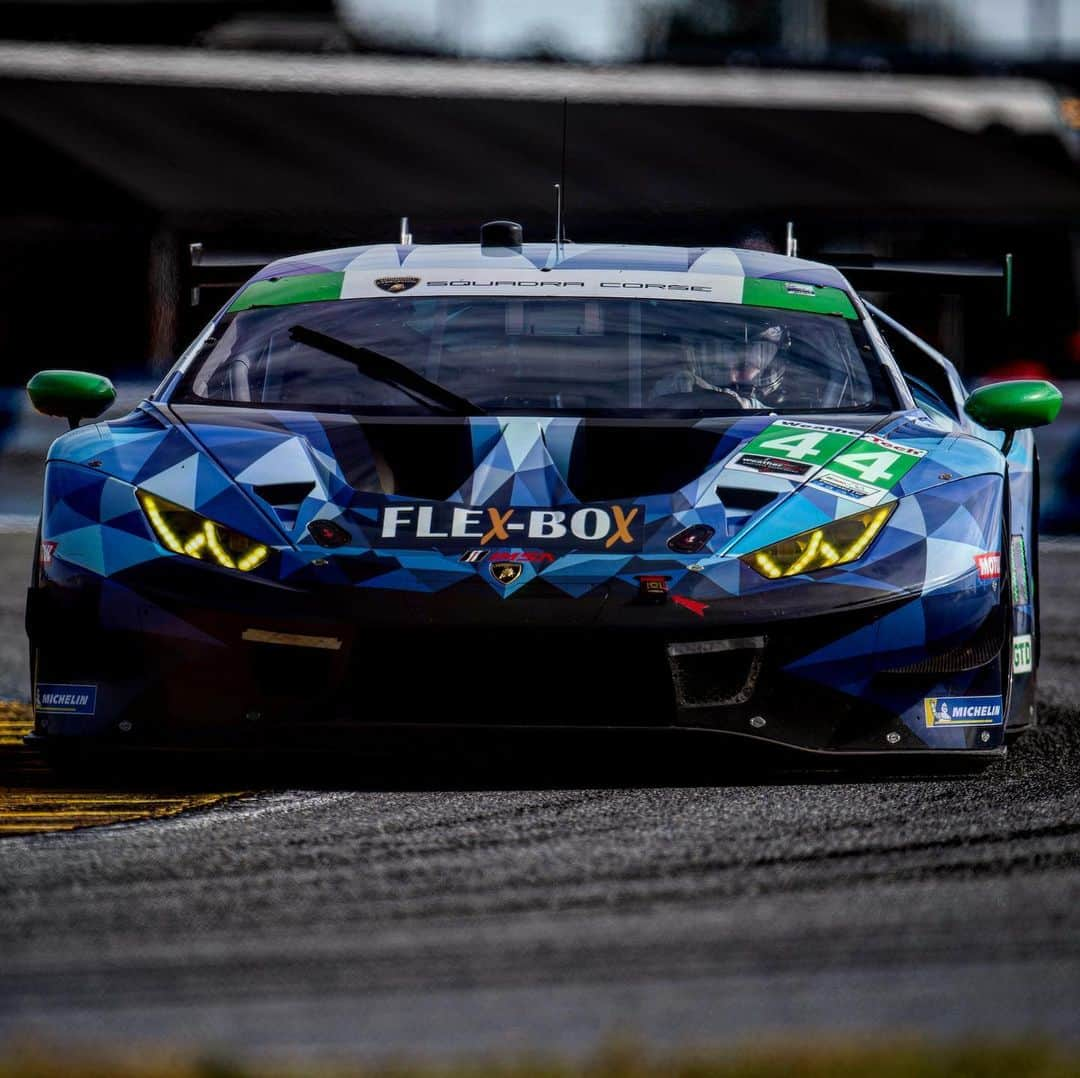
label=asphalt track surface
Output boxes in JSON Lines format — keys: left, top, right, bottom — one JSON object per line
{"left": 1, "top": 531, "right": 1079, "bottom": 1061}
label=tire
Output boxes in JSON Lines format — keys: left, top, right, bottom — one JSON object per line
{"left": 25, "top": 516, "right": 41, "bottom": 722}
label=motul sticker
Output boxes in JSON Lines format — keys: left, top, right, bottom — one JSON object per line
{"left": 975, "top": 552, "right": 1001, "bottom": 580}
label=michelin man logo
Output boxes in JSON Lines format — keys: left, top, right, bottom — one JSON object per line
{"left": 924, "top": 695, "right": 1003, "bottom": 727}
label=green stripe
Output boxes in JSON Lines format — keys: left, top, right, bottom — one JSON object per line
{"left": 229, "top": 272, "right": 345, "bottom": 312}
{"left": 741, "top": 278, "right": 857, "bottom": 320}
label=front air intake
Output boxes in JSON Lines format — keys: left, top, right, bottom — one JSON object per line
{"left": 881, "top": 610, "right": 1005, "bottom": 675}
{"left": 666, "top": 637, "right": 765, "bottom": 708}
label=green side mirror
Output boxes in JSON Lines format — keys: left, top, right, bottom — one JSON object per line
{"left": 26, "top": 370, "right": 117, "bottom": 429}
{"left": 964, "top": 379, "right": 1062, "bottom": 432}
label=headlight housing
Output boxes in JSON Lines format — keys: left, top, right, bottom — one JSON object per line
{"left": 138, "top": 492, "right": 270, "bottom": 572}
{"left": 742, "top": 503, "right": 895, "bottom": 579}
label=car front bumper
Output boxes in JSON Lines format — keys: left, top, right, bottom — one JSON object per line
{"left": 29, "top": 548, "right": 1008, "bottom": 756}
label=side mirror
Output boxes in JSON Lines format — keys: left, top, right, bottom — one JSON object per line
{"left": 26, "top": 370, "right": 117, "bottom": 429}
{"left": 964, "top": 379, "right": 1062, "bottom": 432}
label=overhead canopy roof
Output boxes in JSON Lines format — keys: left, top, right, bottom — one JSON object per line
{"left": 0, "top": 44, "right": 1078, "bottom": 235}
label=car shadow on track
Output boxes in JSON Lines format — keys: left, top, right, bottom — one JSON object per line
{"left": 43, "top": 726, "right": 999, "bottom": 795}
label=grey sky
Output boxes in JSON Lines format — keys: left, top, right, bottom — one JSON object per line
{"left": 341, "top": 0, "right": 1080, "bottom": 59}
{"left": 942, "top": 0, "right": 1080, "bottom": 52}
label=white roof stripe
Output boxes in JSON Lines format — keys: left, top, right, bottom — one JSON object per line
{"left": 688, "top": 248, "right": 746, "bottom": 277}
{"left": 338, "top": 269, "right": 746, "bottom": 302}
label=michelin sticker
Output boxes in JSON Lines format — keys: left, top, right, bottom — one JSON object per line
{"left": 35, "top": 683, "right": 97, "bottom": 715}
{"left": 923, "top": 695, "right": 1003, "bottom": 727}
{"left": 1013, "top": 634, "right": 1033, "bottom": 674}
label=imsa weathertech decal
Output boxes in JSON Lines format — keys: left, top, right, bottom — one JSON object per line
{"left": 379, "top": 504, "right": 643, "bottom": 550}
{"left": 808, "top": 471, "right": 879, "bottom": 502}
{"left": 1013, "top": 634, "right": 1034, "bottom": 674}
{"left": 731, "top": 454, "right": 812, "bottom": 477}
{"left": 459, "top": 549, "right": 490, "bottom": 564}
{"left": 923, "top": 695, "right": 1004, "bottom": 727}
{"left": 35, "top": 684, "right": 97, "bottom": 715}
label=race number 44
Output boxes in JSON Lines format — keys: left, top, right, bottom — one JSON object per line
{"left": 757, "top": 431, "right": 833, "bottom": 461}
{"left": 827, "top": 436, "right": 926, "bottom": 491}
{"left": 829, "top": 449, "right": 903, "bottom": 485}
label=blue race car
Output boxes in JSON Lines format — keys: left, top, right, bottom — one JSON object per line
{"left": 24, "top": 224, "right": 1061, "bottom": 760}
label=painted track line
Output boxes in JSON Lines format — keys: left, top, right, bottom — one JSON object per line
{"left": 0, "top": 702, "right": 247, "bottom": 836}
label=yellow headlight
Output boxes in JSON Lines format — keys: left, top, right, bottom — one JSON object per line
{"left": 138, "top": 492, "right": 269, "bottom": 572}
{"left": 742, "top": 503, "right": 895, "bottom": 579}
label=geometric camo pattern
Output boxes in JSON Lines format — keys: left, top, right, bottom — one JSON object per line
{"left": 41, "top": 397, "right": 1036, "bottom": 752}
{"left": 35, "top": 242, "right": 1040, "bottom": 752}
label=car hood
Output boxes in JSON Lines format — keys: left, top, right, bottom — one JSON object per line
{"left": 44, "top": 401, "right": 1000, "bottom": 614}
{"left": 168, "top": 405, "right": 960, "bottom": 561}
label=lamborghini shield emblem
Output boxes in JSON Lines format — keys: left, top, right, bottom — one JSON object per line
{"left": 375, "top": 276, "right": 420, "bottom": 294}
{"left": 490, "top": 561, "right": 523, "bottom": 586}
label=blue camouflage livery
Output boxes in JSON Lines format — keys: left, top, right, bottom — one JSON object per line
{"left": 25, "top": 242, "right": 1044, "bottom": 758}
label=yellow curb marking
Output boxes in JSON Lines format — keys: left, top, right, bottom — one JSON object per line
{"left": 0, "top": 701, "right": 246, "bottom": 837}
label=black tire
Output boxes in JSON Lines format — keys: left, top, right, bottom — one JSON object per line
{"left": 25, "top": 515, "right": 41, "bottom": 722}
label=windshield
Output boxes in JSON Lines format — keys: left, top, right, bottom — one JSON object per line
{"left": 176, "top": 296, "right": 896, "bottom": 416}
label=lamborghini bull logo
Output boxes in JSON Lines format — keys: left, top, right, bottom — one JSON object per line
{"left": 375, "top": 276, "right": 420, "bottom": 294}
{"left": 379, "top": 504, "right": 643, "bottom": 550}
{"left": 489, "top": 561, "right": 523, "bottom": 585}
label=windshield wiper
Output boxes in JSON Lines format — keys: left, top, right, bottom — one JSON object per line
{"left": 288, "top": 324, "right": 486, "bottom": 416}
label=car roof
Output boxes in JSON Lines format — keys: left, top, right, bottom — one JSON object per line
{"left": 253, "top": 243, "right": 852, "bottom": 292}
{"left": 225, "top": 242, "right": 860, "bottom": 320}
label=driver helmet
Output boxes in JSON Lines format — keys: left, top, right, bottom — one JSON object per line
{"left": 701, "top": 323, "right": 788, "bottom": 402}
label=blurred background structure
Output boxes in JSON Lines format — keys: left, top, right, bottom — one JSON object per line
{"left": 2, "top": 0, "right": 1080, "bottom": 524}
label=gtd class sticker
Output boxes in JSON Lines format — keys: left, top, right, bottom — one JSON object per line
{"left": 1013, "top": 634, "right": 1033, "bottom": 674}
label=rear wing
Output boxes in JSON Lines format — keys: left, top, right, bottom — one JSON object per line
{"left": 827, "top": 254, "right": 1013, "bottom": 317}
{"left": 188, "top": 243, "right": 277, "bottom": 306}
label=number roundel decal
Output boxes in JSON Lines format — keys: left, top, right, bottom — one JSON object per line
{"left": 728, "top": 420, "right": 927, "bottom": 504}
